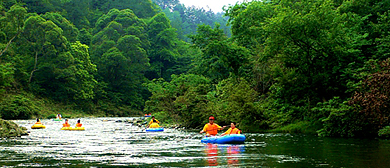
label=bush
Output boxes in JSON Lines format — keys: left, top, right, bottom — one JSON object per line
{"left": 0, "top": 94, "right": 39, "bottom": 119}
{"left": 272, "top": 121, "right": 316, "bottom": 134}
{"left": 314, "top": 97, "right": 366, "bottom": 137}
{"left": 378, "top": 126, "right": 390, "bottom": 138}
{"left": 46, "top": 114, "right": 57, "bottom": 119}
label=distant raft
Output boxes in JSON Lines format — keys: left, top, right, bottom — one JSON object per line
{"left": 31, "top": 124, "right": 46, "bottom": 129}
{"left": 61, "top": 127, "right": 85, "bottom": 131}
{"left": 201, "top": 134, "right": 246, "bottom": 144}
{"left": 53, "top": 118, "right": 62, "bottom": 121}
{"left": 146, "top": 127, "right": 164, "bottom": 132}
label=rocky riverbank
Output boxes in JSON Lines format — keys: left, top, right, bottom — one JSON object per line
{"left": 0, "top": 119, "right": 29, "bottom": 138}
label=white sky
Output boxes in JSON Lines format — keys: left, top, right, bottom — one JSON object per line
{"left": 179, "top": 0, "right": 252, "bottom": 13}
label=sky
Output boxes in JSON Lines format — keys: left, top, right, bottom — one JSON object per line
{"left": 179, "top": 0, "right": 251, "bottom": 13}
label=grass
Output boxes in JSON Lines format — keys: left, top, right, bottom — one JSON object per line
{"left": 269, "top": 121, "right": 318, "bottom": 134}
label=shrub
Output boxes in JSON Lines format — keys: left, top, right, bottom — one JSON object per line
{"left": 0, "top": 95, "right": 39, "bottom": 119}
{"left": 314, "top": 97, "right": 366, "bottom": 137}
{"left": 378, "top": 126, "right": 390, "bottom": 138}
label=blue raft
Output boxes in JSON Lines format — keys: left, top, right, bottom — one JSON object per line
{"left": 201, "top": 134, "right": 246, "bottom": 144}
{"left": 146, "top": 127, "right": 164, "bottom": 132}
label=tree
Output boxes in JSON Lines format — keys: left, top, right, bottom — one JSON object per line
{"left": 91, "top": 8, "right": 150, "bottom": 109}
{"left": 349, "top": 59, "right": 390, "bottom": 133}
{"left": 42, "top": 12, "right": 79, "bottom": 43}
{"left": 20, "top": 14, "right": 97, "bottom": 102}
{"left": 146, "top": 12, "right": 180, "bottom": 80}
{"left": 0, "top": 4, "right": 26, "bottom": 57}
{"left": 225, "top": 1, "right": 274, "bottom": 49}
{"left": 91, "top": 0, "right": 159, "bottom": 18}
{"left": 152, "top": 0, "right": 180, "bottom": 10}
{"left": 189, "top": 24, "right": 250, "bottom": 82}
{"left": 260, "top": 0, "right": 367, "bottom": 107}
{"left": 145, "top": 74, "right": 212, "bottom": 128}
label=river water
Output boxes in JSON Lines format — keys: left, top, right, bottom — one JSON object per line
{"left": 1, "top": 117, "right": 389, "bottom": 167}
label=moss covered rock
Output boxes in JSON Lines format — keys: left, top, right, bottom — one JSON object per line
{"left": 0, "top": 119, "right": 29, "bottom": 138}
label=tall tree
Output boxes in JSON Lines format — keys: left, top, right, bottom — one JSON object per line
{"left": 91, "top": 8, "right": 150, "bottom": 109}
{"left": 17, "top": 14, "right": 97, "bottom": 102}
{"left": 259, "top": 0, "right": 366, "bottom": 105}
{"left": 0, "top": 4, "right": 26, "bottom": 57}
{"left": 189, "top": 24, "right": 249, "bottom": 82}
{"left": 146, "top": 12, "right": 180, "bottom": 80}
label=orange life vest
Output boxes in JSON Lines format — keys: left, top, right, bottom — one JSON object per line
{"left": 228, "top": 128, "right": 241, "bottom": 134}
{"left": 35, "top": 122, "right": 42, "bottom": 125}
{"left": 76, "top": 123, "right": 82, "bottom": 127}
{"left": 63, "top": 123, "right": 70, "bottom": 127}
{"left": 206, "top": 123, "right": 220, "bottom": 136}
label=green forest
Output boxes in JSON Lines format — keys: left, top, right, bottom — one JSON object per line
{"left": 1, "top": 0, "right": 390, "bottom": 138}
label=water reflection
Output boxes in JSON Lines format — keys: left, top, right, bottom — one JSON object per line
{"left": 204, "top": 143, "right": 245, "bottom": 166}
{"left": 226, "top": 145, "right": 242, "bottom": 166}
{"left": 205, "top": 144, "right": 218, "bottom": 166}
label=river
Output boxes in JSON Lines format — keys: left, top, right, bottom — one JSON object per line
{"left": 1, "top": 117, "right": 389, "bottom": 167}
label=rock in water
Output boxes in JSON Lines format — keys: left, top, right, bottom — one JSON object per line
{"left": 0, "top": 119, "right": 29, "bottom": 138}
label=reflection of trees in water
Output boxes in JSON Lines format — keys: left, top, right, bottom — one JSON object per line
{"left": 205, "top": 144, "right": 245, "bottom": 166}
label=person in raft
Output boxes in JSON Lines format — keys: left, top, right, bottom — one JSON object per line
{"left": 221, "top": 122, "right": 241, "bottom": 136}
{"left": 148, "top": 116, "right": 160, "bottom": 128}
{"left": 35, "top": 118, "right": 42, "bottom": 125}
{"left": 56, "top": 113, "right": 62, "bottom": 119}
{"left": 75, "top": 119, "right": 82, "bottom": 127}
{"left": 62, "top": 119, "right": 70, "bottom": 127}
{"left": 200, "top": 116, "right": 226, "bottom": 136}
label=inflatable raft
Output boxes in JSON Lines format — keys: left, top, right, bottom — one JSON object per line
{"left": 53, "top": 118, "right": 62, "bottom": 121}
{"left": 201, "top": 134, "right": 246, "bottom": 144}
{"left": 146, "top": 127, "right": 164, "bottom": 132}
{"left": 61, "top": 127, "right": 85, "bottom": 131}
{"left": 31, "top": 124, "right": 46, "bottom": 129}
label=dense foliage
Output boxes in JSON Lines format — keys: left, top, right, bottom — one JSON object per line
{"left": 1, "top": 0, "right": 390, "bottom": 138}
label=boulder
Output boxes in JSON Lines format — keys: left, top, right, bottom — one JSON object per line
{"left": 0, "top": 119, "right": 29, "bottom": 138}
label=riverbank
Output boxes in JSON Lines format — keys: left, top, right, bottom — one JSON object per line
{"left": 0, "top": 119, "right": 28, "bottom": 138}
{"left": 0, "top": 91, "right": 143, "bottom": 120}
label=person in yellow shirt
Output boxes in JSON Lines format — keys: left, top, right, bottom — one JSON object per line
{"left": 148, "top": 116, "right": 160, "bottom": 128}
{"left": 221, "top": 122, "right": 241, "bottom": 136}
{"left": 200, "top": 116, "right": 226, "bottom": 136}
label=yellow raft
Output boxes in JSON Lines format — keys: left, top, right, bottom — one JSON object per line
{"left": 31, "top": 124, "right": 46, "bottom": 129}
{"left": 61, "top": 127, "right": 85, "bottom": 131}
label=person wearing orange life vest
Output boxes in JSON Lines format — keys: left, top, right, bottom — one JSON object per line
{"left": 35, "top": 118, "right": 42, "bottom": 125}
{"left": 75, "top": 119, "right": 82, "bottom": 127}
{"left": 199, "top": 116, "right": 226, "bottom": 136}
{"left": 221, "top": 122, "right": 241, "bottom": 136}
{"left": 62, "top": 119, "right": 70, "bottom": 127}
